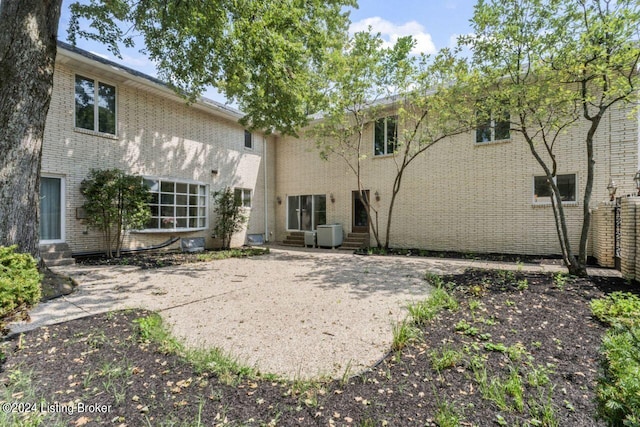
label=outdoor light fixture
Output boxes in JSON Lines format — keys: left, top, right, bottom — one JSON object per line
{"left": 330, "top": 193, "right": 335, "bottom": 203}
{"left": 635, "top": 170, "right": 640, "bottom": 196}
{"left": 276, "top": 196, "right": 282, "bottom": 205}
{"left": 211, "top": 169, "right": 218, "bottom": 175}
{"left": 375, "top": 190, "right": 380, "bottom": 202}
{"left": 607, "top": 178, "right": 617, "bottom": 201}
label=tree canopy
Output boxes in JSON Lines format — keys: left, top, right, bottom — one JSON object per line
{"left": 68, "top": 0, "right": 356, "bottom": 135}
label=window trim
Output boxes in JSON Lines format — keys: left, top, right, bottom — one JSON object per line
{"left": 373, "top": 115, "right": 398, "bottom": 157}
{"left": 137, "top": 177, "right": 208, "bottom": 233}
{"left": 244, "top": 130, "right": 253, "bottom": 150}
{"left": 74, "top": 74, "right": 118, "bottom": 137}
{"left": 234, "top": 188, "right": 253, "bottom": 209}
{"left": 475, "top": 111, "right": 510, "bottom": 144}
{"left": 532, "top": 173, "right": 578, "bottom": 206}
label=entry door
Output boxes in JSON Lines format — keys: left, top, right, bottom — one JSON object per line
{"left": 40, "top": 177, "right": 64, "bottom": 242}
{"left": 287, "top": 195, "right": 313, "bottom": 231}
{"left": 352, "top": 190, "right": 370, "bottom": 233}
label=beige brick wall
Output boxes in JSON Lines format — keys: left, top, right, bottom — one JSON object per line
{"left": 274, "top": 102, "right": 639, "bottom": 256}
{"left": 43, "top": 61, "right": 275, "bottom": 253}
{"left": 591, "top": 202, "right": 616, "bottom": 267}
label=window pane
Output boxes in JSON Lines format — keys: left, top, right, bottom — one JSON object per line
{"left": 146, "top": 217, "right": 159, "bottom": 229}
{"left": 189, "top": 218, "right": 198, "bottom": 228}
{"left": 150, "top": 193, "right": 159, "bottom": 204}
{"left": 387, "top": 116, "right": 397, "bottom": 155}
{"left": 189, "top": 207, "right": 198, "bottom": 217}
{"left": 495, "top": 115, "right": 510, "bottom": 140}
{"left": 144, "top": 179, "right": 159, "bottom": 192}
{"left": 534, "top": 176, "right": 552, "bottom": 199}
{"left": 198, "top": 218, "right": 206, "bottom": 227}
{"left": 160, "top": 205, "right": 174, "bottom": 216}
{"left": 176, "top": 194, "right": 188, "bottom": 205}
{"left": 199, "top": 207, "right": 206, "bottom": 217}
{"left": 150, "top": 206, "right": 159, "bottom": 216}
{"left": 176, "top": 218, "right": 187, "bottom": 228}
{"left": 234, "top": 189, "right": 242, "bottom": 205}
{"left": 189, "top": 184, "right": 199, "bottom": 194}
{"left": 176, "top": 206, "right": 187, "bottom": 216}
{"left": 198, "top": 185, "right": 206, "bottom": 196}
{"left": 243, "top": 190, "right": 251, "bottom": 208}
{"left": 160, "top": 193, "right": 174, "bottom": 204}
{"left": 557, "top": 174, "right": 576, "bottom": 201}
{"left": 244, "top": 130, "right": 253, "bottom": 149}
{"left": 175, "top": 182, "right": 188, "bottom": 193}
{"left": 287, "top": 196, "right": 299, "bottom": 229}
{"left": 98, "top": 82, "right": 116, "bottom": 134}
{"left": 161, "top": 181, "right": 175, "bottom": 192}
{"left": 161, "top": 218, "right": 174, "bottom": 229}
{"left": 75, "top": 76, "right": 95, "bottom": 130}
{"left": 476, "top": 122, "right": 491, "bottom": 143}
{"left": 374, "top": 118, "right": 385, "bottom": 155}
{"left": 189, "top": 195, "right": 198, "bottom": 205}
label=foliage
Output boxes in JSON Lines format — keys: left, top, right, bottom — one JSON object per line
{"left": 310, "top": 30, "right": 475, "bottom": 248}
{"left": 0, "top": 246, "right": 41, "bottom": 335}
{"left": 462, "top": 0, "right": 640, "bottom": 276}
{"left": 212, "top": 188, "right": 247, "bottom": 250}
{"left": 80, "top": 169, "right": 151, "bottom": 258}
{"left": 591, "top": 292, "right": 640, "bottom": 426}
{"left": 196, "top": 247, "right": 269, "bottom": 262}
{"left": 68, "top": 0, "right": 355, "bottom": 136}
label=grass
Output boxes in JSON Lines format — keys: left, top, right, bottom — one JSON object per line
{"left": 196, "top": 247, "right": 269, "bottom": 261}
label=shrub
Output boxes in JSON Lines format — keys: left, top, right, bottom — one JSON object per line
{"left": 0, "top": 246, "right": 41, "bottom": 334}
{"left": 591, "top": 292, "right": 640, "bottom": 426}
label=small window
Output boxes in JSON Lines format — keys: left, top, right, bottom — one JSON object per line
{"left": 244, "top": 130, "right": 253, "bottom": 149}
{"left": 533, "top": 174, "right": 577, "bottom": 203}
{"left": 374, "top": 116, "right": 398, "bottom": 156}
{"left": 234, "top": 188, "right": 252, "bottom": 208}
{"left": 75, "top": 75, "right": 116, "bottom": 135}
{"left": 476, "top": 110, "right": 510, "bottom": 143}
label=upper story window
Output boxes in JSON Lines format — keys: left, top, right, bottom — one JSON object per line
{"left": 374, "top": 116, "right": 398, "bottom": 156}
{"left": 533, "top": 174, "right": 577, "bottom": 204}
{"left": 75, "top": 75, "right": 117, "bottom": 135}
{"left": 476, "top": 111, "right": 510, "bottom": 143}
{"left": 234, "top": 188, "right": 252, "bottom": 208}
{"left": 143, "top": 178, "right": 207, "bottom": 230}
{"left": 244, "top": 130, "right": 253, "bottom": 150}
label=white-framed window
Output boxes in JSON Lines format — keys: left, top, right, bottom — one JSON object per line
{"left": 374, "top": 116, "right": 398, "bottom": 156}
{"left": 234, "top": 188, "right": 252, "bottom": 208}
{"left": 476, "top": 111, "right": 510, "bottom": 143}
{"left": 75, "top": 75, "right": 117, "bottom": 135}
{"left": 244, "top": 130, "right": 253, "bottom": 150}
{"left": 533, "top": 174, "right": 577, "bottom": 204}
{"left": 143, "top": 178, "right": 207, "bottom": 230}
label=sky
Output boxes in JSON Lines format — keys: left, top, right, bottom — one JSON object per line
{"left": 58, "top": 0, "right": 477, "bottom": 105}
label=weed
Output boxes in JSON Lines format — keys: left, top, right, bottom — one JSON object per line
{"left": 506, "top": 343, "right": 528, "bottom": 362}
{"left": 505, "top": 367, "right": 524, "bottom": 411}
{"left": 429, "top": 346, "right": 464, "bottom": 371}
{"left": 434, "top": 400, "right": 463, "bottom": 427}
{"left": 484, "top": 342, "right": 508, "bottom": 353}
{"left": 455, "top": 319, "right": 479, "bottom": 337}
{"left": 391, "top": 319, "right": 421, "bottom": 351}
{"left": 553, "top": 272, "right": 568, "bottom": 290}
{"left": 407, "top": 287, "right": 458, "bottom": 325}
{"left": 528, "top": 388, "right": 559, "bottom": 427}
{"left": 516, "top": 279, "right": 529, "bottom": 291}
{"left": 424, "top": 272, "right": 444, "bottom": 288}
{"left": 187, "top": 347, "right": 257, "bottom": 386}
{"left": 505, "top": 299, "right": 516, "bottom": 307}
{"left": 468, "top": 299, "right": 482, "bottom": 311}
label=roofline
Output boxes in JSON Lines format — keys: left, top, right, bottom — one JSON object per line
{"left": 56, "top": 40, "right": 246, "bottom": 123}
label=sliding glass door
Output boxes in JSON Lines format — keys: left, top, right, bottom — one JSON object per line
{"left": 287, "top": 195, "right": 326, "bottom": 231}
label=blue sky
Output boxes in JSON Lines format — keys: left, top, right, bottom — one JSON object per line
{"left": 59, "top": 0, "right": 476, "bottom": 103}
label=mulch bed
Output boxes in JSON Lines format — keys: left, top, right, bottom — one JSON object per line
{"left": 1, "top": 268, "right": 635, "bottom": 426}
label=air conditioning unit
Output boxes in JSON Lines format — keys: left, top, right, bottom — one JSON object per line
{"left": 316, "top": 224, "right": 343, "bottom": 248}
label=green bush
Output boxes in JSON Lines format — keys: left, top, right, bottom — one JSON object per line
{"left": 592, "top": 292, "right": 640, "bottom": 426}
{"left": 0, "top": 246, "right": 41, "bottom": 333}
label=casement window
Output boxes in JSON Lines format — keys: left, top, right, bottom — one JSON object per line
{"left": 533, "top": 174, "right": 577, "bottom": 204}
{"left": 244, "top": 130, "right": 253, "bottom": 149}
{"left": 234, "top": 188, "right": 252, "bottom": 208}
{"left": 75, "top": 75, "right": 117, "bottom": 135}
{"left": 374, "top": 116, "right": 398, "bottom": 156}
{"left": 144, "top": 179, "right": 207, "bottom": 230}
{"left": 476, "top": 111, "right": 510, "bottom": 143}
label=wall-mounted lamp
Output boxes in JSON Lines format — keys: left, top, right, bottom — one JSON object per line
{"left": 276, "top": 196, "right": 282, "bottom": 205}
{"left": 375, "top": 190, "right": 380, "bottom": 202}
{"left": 607, "top": 178, "right": 617, "bottom": 201}
{"left": 635, "top": 170, "right": 640, "bottom": 196}
{"left": 211, "top": 169, "right": 219, "bottom": 175}
{"left": 330, "top": 193, "right": 335, "bottom": 203}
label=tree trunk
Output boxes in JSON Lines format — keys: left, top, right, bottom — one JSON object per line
{"left": 0, "top": 0, "right": 62, "bottom": 259}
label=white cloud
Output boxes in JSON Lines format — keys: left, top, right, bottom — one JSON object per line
{"left": 350, "top": 17, "right": 437, "bottom": 55}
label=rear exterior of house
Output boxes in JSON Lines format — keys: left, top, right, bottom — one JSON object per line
{"left": 41, "top": 42, "right": 640, "bottom": 262}
{"left": 40, "top": 43, "right": 276, "bottom": 260}
{"left": 274, "top": 104, "right": 640, "bottom": 256}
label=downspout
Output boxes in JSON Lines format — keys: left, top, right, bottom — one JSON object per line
{"left": 264, "top": 135, "right": 269, "bottom": 242}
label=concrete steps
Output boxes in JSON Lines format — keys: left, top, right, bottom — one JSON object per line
{"left": 340, "top": 233, "right": 370, "bottom": 250}
{"left": 282, "top": 231, "right": 305, "bottom": 247}
{"left": 40, "top": 243, "right": 76, "bottom": 266}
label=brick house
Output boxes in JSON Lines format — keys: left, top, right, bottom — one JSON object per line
{"left": 40, "top": 42, "right": 640, "bottom": 264}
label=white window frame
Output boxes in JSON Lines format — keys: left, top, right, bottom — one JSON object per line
{"left": 140, "top": 177, "right": 208, "bottom": 232}
{"left": 74, "top": 74, "right": 118, "bottom": 136}
{"left": 475, "top": 111, "right": 510, "bottom": 144}
{"left": 244, "top": 130, "right": 253, "bottom": 150}
{"left": 373, "top": 116, "right": 398, "bottom": 157}
{"left": 532, "top": 173, "right": 578, "bottom": 205}
{"left": 234, "top": 188, "right": 252, "bottom": 208}
{"left": 39, "top": 174, "right": 66, "bottom": 244}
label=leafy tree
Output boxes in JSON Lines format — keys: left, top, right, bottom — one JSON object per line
{"left": 80, "top": 169, "right": 151, "bottom": 258}
{"left": 463, "top": 0, "right": 640, "bottom": 276}
{"left": 213, "top": 188, "right": 247, "bottom": 250}
{"left": 311, "top": 31, "right": 475, "bottom": 248}
{"left": 0, "top": 0, "right": 353, "bottom": 259}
